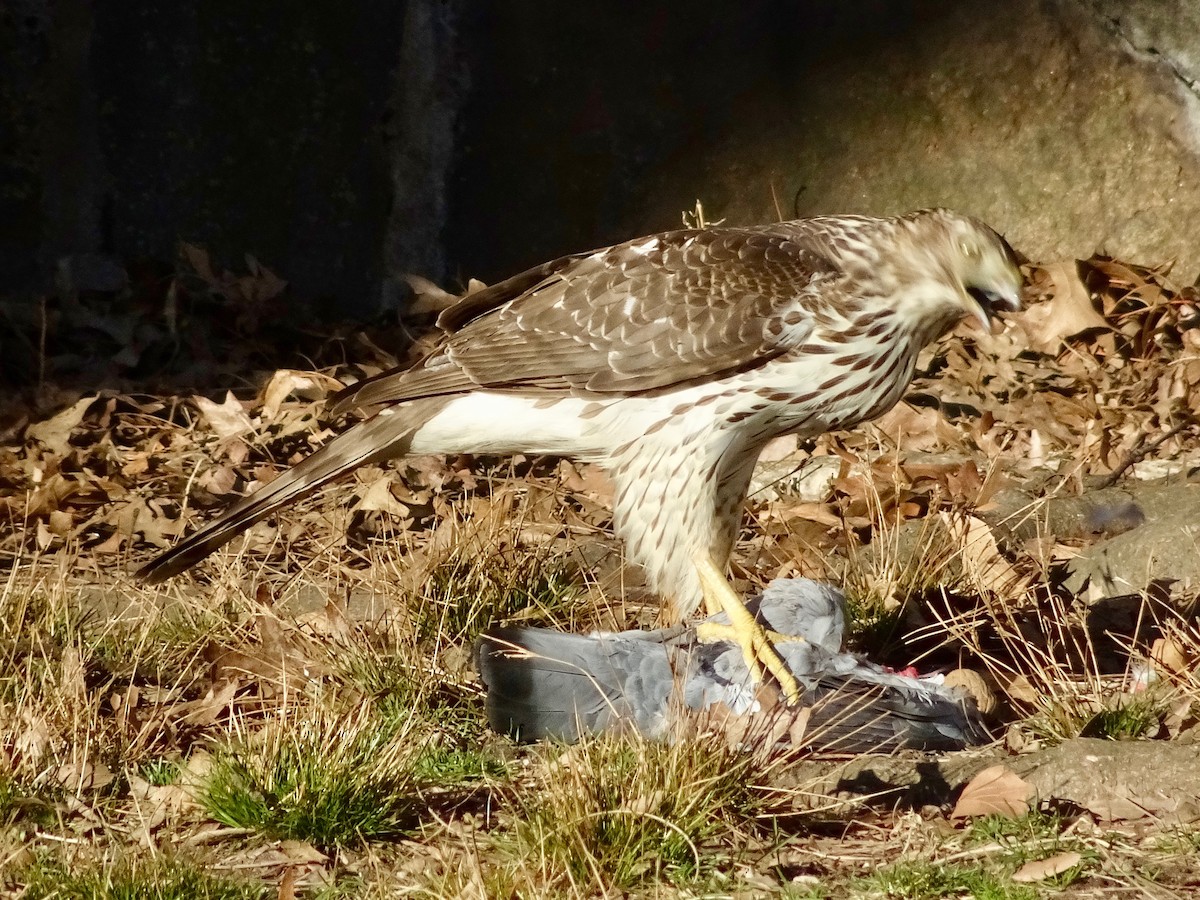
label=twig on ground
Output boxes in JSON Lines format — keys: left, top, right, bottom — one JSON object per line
{"left": 1096, "top": 416, "right": 1193, "bottom": 489}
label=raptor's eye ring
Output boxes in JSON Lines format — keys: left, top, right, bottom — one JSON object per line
{"left": 959, "top": 240, "right": 981, "bottom": 260}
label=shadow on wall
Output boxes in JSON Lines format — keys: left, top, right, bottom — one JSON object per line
{"left": 447, "top": 0, "right": 947, "bottom": 285}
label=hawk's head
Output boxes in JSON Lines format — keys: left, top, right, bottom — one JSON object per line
{"left": 908, "top": 209, "right": 1023, "bottom": 334}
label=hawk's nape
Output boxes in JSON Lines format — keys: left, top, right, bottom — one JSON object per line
{"left": 476, "top": 578, "right": 990, "bottom": 752}
{"left": 137, "top": 209, "right": 1022, "bottom": 702}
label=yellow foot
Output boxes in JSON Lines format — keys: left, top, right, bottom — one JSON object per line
{"left": 695, "top": 621, "right": 797, "bottom": 648}
{"left": 693, "top": 554, "right": 803, "bottom": 705}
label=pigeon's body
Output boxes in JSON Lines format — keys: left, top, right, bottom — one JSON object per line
{"left": 477, "top": 579, "right": 989, "bottom": 753}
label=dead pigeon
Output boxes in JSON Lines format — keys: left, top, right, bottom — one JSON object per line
{"left": 477, "top": 578, "right": 989, "bottom": 753}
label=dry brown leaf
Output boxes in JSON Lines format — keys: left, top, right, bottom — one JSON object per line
{"left": 403, "top": 272, "right": 464, "bottom": 316}
{"left": 354, "top": 472, "right": 412, "bottom": 517}
{"left": 25, "top": 395, "right": 96, "bottom": 458}
{"left": 60, "top": 646, "right": 86, "bottom": 702}
{"left": 940, "top": 513, "right": 1028, "bottom": 596}
{"left": 13, "top": 711, "right": 52, "bottom": 767}
{"left": 180, "top": 242, "right": 217, "bottom": 284}
{"left": 557, "top": 460, "right": 615, "bottom": 505}
{"left": 295, "top": 598, "right": 351, "bottom": 639}
{"left": 951, "top": 765, "right": 1032, "bottom": 819}
{"left": 194, "top": 392, "right": 255, "bottom": 441}
{"left": 56, "top": 759, "right": 115, "bottom": 791}
{"left": 771, "top": 499, "right": 843, "bottom": 530}
{"left": 278, "top": 867, "right": 300, "bottom": 900}
{"left": 197, "top": 464, "right": 239, "bottom": 498}
{"left": 208, "top": 617, "right": 331, "bottom": 693}
{"left": 258, "top": 369, "right": 342, "bottom": 422}
{"left": 627, "top": 790, "right": 666, "bottom": 816}
{"left": 278, "top": 842, "right": 329, "bottom": 866}
{"left": 25, "top": 473, "right": 80, "bottom": 517}
{"left": 943, "top": 668, "right": 997, "bottom": 717}
{"left": 90, "top": 527, "right": 125, "bottom": 554}
{"left": 1150, "top": 636, "right": 1188, "bottom": 676}
{"left": 1020, "top": 261, "right": 1110, "bottom": 354}
{"left": 35, "top": 519, "right": 53, "bottom": 550}
{"left": 872, "top": 402, "right": 959, "bottom": 451}
{"left": 1165, "top": 695, "right": 1195, "bottom": 731}
{"left": 1011, "top": 851, "right": 1082, "bottom": 883}
{"left": 1086, "top": 791, "right": 1181, "bottom": 821}
{"left": 1001, "top": 673, "right": 1040, "bottom": 705}
{"left": 176, "top": 678, "right": 240, "bottom": 727}
{"left": 130, "top": 779, "right": 195, "bottom": 835}
{"left": 179, "top": 748, "right": 214, "bottom": 784}
{"left": 47, "top": 508, "right": 74, "bottom": 535}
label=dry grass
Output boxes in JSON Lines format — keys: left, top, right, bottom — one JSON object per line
{"left": 4, "top": 247, "right": 1200, "bottom": 896}
{"left": 1, "top": 512, "right": 1197, "bottom": 898}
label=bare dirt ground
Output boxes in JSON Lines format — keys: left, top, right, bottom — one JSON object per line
{"left": 1, "top": 247, "right": 1199, "bottom": 897}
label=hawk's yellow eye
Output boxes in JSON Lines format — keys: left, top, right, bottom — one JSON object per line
{"left": 959, "top": 240, "right": 981, "bottom": 260}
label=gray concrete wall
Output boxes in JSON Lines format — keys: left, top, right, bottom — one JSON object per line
{"left": 4, "top": 0, "right": 1200, "bottom": 322}
{"left": 458, "top": 0, "right": 1200, "bottom": 283}
{"left": 1, "top": 0, "right": 427, "bottom": 313}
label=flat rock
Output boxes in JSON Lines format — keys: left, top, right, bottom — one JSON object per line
{"left": 782, "top": 737, "right": 1200, "bottom": 822}
{"left": 1010, "top": 737, "right": 1200, "bottom": 822}
{"left": 1063, "top": 478, "right": 1200, "bottom": 600}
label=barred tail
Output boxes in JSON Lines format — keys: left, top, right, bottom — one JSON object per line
{"left": 137, "top": 409, "right": 425, "bottom": 583}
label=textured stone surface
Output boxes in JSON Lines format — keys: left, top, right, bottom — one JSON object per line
{"left": 631, "top": 0, "right": 1200, "bottom": 281}
{"left": 1064, "top": 478, "right": 1200, "bottom": 600}
{"left": 6, "top": 0, "right": 1200, "bottom": 317}
{"left": 783, "top": 737, "right": 1200, "bottom": 819}
{"left": 1084, "top": 0, "right": 1200, "bottom": 103}
{"left": 1010, "top": 737, "right": 1200, "bottom": 821}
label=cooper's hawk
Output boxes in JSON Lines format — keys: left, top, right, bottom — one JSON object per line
{"left": 477, "top": 578, "right": 989, "bottom": 752}
{"left": 138, "top": 208, "right": 1022, "bottom": 703}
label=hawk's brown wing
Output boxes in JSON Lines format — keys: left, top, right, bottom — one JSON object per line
{"left": 330, "top": 225, "right": 844, "bottom": 414}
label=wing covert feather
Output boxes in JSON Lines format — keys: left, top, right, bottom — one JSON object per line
{"left": 332, "top": 225, "right": 843, "bottom": 413}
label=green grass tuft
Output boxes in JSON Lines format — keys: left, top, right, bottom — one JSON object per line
{"left": 1079, "top": 695, "right": 1163, "bottom": 740}
{"left": 505, "top": 733, "right": 763, "bottom": 892}
{"left": 412, "top": 744, "right": 508, "bottom": 783}
{"left": 140, "top": 757, "right": 183, "bottom": 787}
{"left": 966, "top": 809, "right": 1066, "bottom": 848}
{"left": 200, "top": 701, "right": 428, "bottom": 849}
{"left": 0, "top": 773, "right": 59, "bottom": 832}
{"left": 842, "top": 587, "right": 907, "bottom": 656}
{"left": 861, "top": 861, "right": 1039, "bottom": 900}
{"left": 16, "top": 855, "right": 272, "bottom": 900}
{"left": 1025, "top": 691, "right": 1169, "bottom": 745}
{"left": 331, "top": 637, "right": 481, "bottom": 740}
{"left": 413, "top": 546, "right": 578, "bottom": 644}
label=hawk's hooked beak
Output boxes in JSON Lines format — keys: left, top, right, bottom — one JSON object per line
{"left": 966, "top": 287, "right": 1021, "bottom": 333}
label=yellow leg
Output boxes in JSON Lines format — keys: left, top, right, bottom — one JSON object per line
{"left": 692, "top": 554, "right": 802, "bottom": 705}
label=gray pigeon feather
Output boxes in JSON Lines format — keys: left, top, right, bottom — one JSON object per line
{"left": 476, "top": 579, "right": 989, "bottom": 753}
